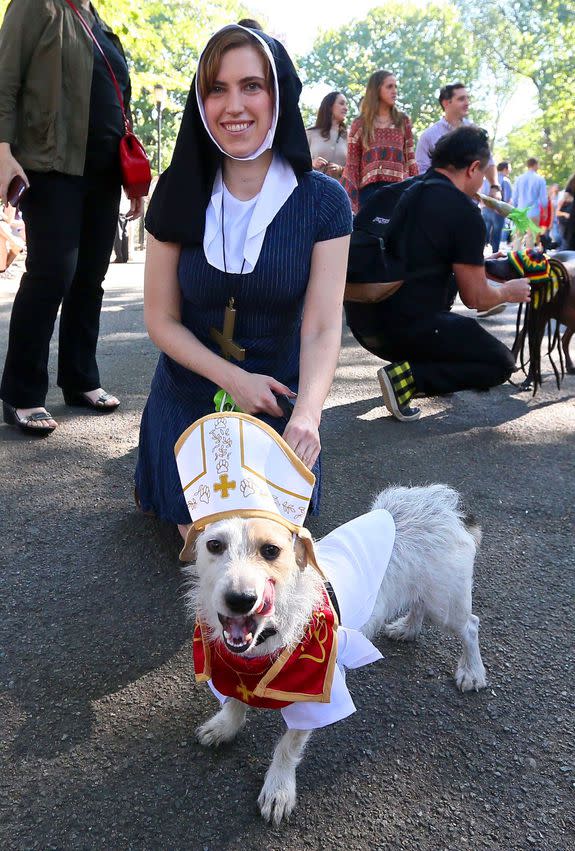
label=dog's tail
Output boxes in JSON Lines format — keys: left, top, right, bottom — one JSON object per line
{"left": 463, "top": 512, "right": 482, "bottom": 548}
{"left": 372, "top": 483, "right": 482, "bottom": 549}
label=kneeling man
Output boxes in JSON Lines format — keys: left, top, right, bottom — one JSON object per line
{"left": 355, "top": 126, "right": 531, "bottom": 421}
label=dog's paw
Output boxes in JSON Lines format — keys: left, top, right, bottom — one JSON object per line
{"left": 258, "top": 772, "right": 297, "bottom": 826}
{"left": 196, "top": 716, "right": 238, "bottom": 747}
{"left": 384, "top": 614, "right": 421, "bottom": 642}
{"left": 455, "top": 662, "right": 487, "bottom": 692}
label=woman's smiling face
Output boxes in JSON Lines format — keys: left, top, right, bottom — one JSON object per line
{"left": 203, "top": 45, "right": 274, "bottom": 158}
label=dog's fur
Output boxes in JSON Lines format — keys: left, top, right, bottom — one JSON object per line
{"left": 183, "top": 484, "right": 486, "bottom": 825}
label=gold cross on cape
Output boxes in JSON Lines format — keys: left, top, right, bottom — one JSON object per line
{"left": 210, "top": 298, "right": 246, "bottom": 361}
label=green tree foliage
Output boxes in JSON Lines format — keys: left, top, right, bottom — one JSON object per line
{"left": 297, "top": 2, "right": 482, "bottom": 131}
{"left": 454, "top": 0, "right": 575, "bottom": 183}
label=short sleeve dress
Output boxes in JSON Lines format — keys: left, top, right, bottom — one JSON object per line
{"left": 135, "top": 170, "right": 352, "bottom": 525}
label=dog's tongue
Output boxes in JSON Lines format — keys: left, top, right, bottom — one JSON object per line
{"left": 256, "top": 578, "right": 275, "bottom": 616}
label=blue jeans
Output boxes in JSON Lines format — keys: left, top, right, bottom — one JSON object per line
{"left": 482, "top": 208, "right": 505, "bottom": 253}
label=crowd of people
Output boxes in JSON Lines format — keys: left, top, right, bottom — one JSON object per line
{"left": 0, "top": 10, "right": 573, "bottom": 541}
{"left": 307, "top": 79, "right": 574, "bottom": 253}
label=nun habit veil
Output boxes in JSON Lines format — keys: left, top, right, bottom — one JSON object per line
{"left": 145, "top": 25, "right": 312, "bottom": 246}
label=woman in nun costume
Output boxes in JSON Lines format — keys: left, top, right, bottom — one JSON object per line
{"left": 135, "top": 24, "right": 352, "bottom": 538}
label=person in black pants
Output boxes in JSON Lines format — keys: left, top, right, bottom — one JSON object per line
{"left": 345, "top": 126, "right": 532, "bottom": 422}
{"left": 0, "top": 0, "right": 142, "bottom": 435}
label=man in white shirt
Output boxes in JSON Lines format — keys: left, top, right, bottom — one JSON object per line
{"left": 511, "top": 157, "right": 547, "bottom": 249}
{"left": 416, "top": 82, "right": 500, "bottom": 197}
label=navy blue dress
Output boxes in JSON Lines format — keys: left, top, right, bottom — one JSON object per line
{"left": 135, "top": 171, "right": 352, "bottom": 524}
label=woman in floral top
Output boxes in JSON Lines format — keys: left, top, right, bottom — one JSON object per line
{"left": 342, "top": 70, "right": 418, "bottom": 214}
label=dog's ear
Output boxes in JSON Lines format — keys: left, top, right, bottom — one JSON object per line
{"left": 179, "top": 527, "right": 200, "bottom": 563}
{"left": 294, "top": 526, "right": 320, "bottom": 572}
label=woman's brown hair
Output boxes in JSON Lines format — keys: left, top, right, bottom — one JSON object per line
{"left": 311, "top": 91, "right": 347, "bottom": 141}
{"left": 564, "top": 172, "right": 575, "bottom": 196}
{"left": 197, "top": 28, "right": 274, "bottom": 102}
{"left": 360, "top": 70, "right": 406, "bottom": 146}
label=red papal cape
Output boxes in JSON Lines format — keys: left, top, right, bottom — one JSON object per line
{"left": 193, "top": 586, "right": 339, "bottom": 708}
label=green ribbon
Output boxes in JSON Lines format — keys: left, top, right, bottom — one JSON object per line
{"left": 507, "top": 206, "right": 541, "bottom": 237}
{"left": 213, "top": 389, "right": 242, "bottom": 413}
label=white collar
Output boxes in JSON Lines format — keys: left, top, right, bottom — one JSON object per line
{"left": 203, "top": 152, "right": 298, "bottom": 273}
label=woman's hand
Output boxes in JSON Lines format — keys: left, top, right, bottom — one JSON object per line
{"left": 226, "top": 371, "right": 295, "bottom": 417}
{"left": 0, "top": 144, "right": 28, "bottom": 203}
{"left": 312, "top": 156, "right": 328, "bottom": 172}
{"left": 325, "top": 162, "right": 342, "bottom": 178}
{"left": 282, "top": 412, "right": 320, "bottom": 469}
{"left": 126, "top": 196, "right": 144, "bottom": 220}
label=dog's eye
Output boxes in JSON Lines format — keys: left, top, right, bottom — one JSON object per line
{"left": 260, "top": 544, "right": 280, "bottom": 561}
{"left": 206, "top": 539, "right": 225, "bottom": 555}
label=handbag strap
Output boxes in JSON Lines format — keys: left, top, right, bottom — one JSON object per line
{"left": 63, "top": 0, "right": 130, "bottom": 132}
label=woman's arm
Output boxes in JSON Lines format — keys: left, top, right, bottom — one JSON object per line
{"left": 403, "top": 117, "right": 419, "bottom": 177}
{"left": 0, "top": 0, "right": 45, "bottom": 199}
{"left": 282, "top": 234, "right": 350, "bottom": 468}
{"left": 144, "top": 235, "right": 291, "bottom": 415}
{"left": 341, "top": 119, "right": 362, "bottom": 214}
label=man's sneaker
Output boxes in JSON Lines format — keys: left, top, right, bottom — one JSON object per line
{"left": 377, "top": 366, "right": 422, "bottom": 422}
{"left": 477, "top": 303, "right": 507, "bottom": 318}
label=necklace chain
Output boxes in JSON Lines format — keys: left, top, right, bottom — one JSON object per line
{"left": 221, "top": 196, "right": 247, "bottom": 278}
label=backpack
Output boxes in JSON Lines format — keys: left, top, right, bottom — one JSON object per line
{"left": 344, "top": 173, "right": 458, "bottom": 303}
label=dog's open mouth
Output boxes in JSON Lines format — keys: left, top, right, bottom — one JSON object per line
{"left": 218, "top": 579, "right": 276, "bottom": 654}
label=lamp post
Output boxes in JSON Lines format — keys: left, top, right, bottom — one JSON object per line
{"left": 153, "top": 83, "right": 166, "bottom": 175}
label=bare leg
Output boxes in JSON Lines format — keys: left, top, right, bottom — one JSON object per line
{"left": 258, "top": 729, "right": 311, "bottom": 826}
{"left": 454, "top": 613, "right": 487, "bottom": 692}
{"left": 384, "top": 600, "right": 425, "bottom": 641}
{"left": 196, "top": 698, "right": 247, "bottom": 747}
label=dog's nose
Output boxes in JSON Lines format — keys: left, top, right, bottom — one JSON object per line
{"left": 224, "top": 590, "right": 258, "bottom": 614}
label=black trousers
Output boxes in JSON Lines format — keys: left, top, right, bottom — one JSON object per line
{"left": 0, "top": 169, "right": 121, "bottom": 407}
{"left": 350, "top": 309, "right": 516, "bottom": 396}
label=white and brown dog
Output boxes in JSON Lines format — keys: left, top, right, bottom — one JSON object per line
{"left": 181, "top": 482, "right": 487, "bottom": 826}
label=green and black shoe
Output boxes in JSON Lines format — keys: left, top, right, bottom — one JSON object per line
{"left": 377, "top": 361, "right": 422, "bottom": 422}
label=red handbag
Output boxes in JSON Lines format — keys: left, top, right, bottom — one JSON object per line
{"left": 64, "top": 0, "right": 152, "bottom": 198}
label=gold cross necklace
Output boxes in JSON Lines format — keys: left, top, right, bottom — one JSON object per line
{"left": 209, "top": 197, "right": 247, "bottom": 362}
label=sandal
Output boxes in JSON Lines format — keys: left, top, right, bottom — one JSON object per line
{"left": 63, "top": 389, "right": 120, "bottom": 412}
{"left": 2, "top": 402, "right": 57, "bottom": 435}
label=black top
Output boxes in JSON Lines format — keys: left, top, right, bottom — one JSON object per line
{"left": 385, "top": 170, "right": 486, "bottom": 318}
{"left": 560, "top": 188, "right": 575, "bottom": 249}
{"left": 85, "top": 21, "right": 129, "bottom": 171}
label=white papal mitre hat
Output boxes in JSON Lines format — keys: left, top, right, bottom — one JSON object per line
{"left": 174, "top": 412, "right": 315, "bottom": 532}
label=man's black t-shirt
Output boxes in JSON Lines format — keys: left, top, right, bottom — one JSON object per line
{"left": 384, "top": 170, "right": 486, "bottom": 319}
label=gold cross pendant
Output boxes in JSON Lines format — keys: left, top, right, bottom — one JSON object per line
{"left": 210, "top": 298, "right": 246, "bottom": 361}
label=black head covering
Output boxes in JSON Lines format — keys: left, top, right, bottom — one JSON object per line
{"left": 145, "top": 26, "right": 312, "bottom": 246}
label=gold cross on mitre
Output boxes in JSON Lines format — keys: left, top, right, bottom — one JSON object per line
{"left": 210, "top": 298, "right": 246, "bottom": 361}
{"left": 214, "top": 473, "right": 236, "bottom": 499}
